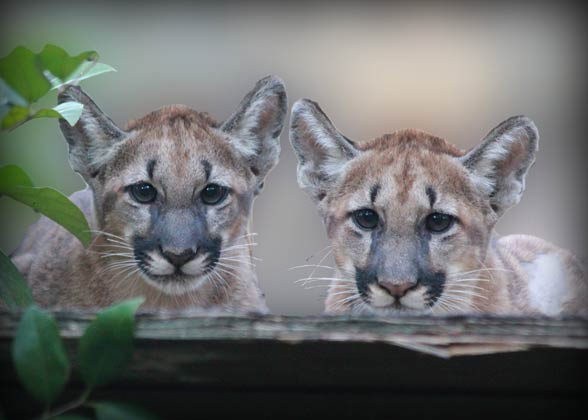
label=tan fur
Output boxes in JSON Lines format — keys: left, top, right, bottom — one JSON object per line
{"left": 12, "top": 76, "right": 287, "bottom": 312}
{"left": 290, "top": 100, "right": 587, "bottom": 316}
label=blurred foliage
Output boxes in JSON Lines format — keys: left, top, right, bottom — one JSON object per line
{"left": 0, "top": 165, "right": 91, "bottom": 246}
{"left": 0, "top": 44, "right": 116, "bottom": 312}
{"left": 11, "top": 299, "right": 152, "bottom": 419}
{"left": 12, "top": 306, "right": 70, "bottom": 405}
{"left": 0, "top": 251, "right": 34, "bottom": 310}
{"left": 1, "top": 45, "right": 153, "bottom": 419}
{"left": 78, "top": 298, "right": 144, "bottom": 387}
{"left": 0, "top": 45, "right": 115, "bottom": 130}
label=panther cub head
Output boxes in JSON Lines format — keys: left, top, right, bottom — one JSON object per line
{"left": 59, "top": 76, "right": 286, "bottom": 296}
{"left": 290, "top": 99, "right": 538, "bottom": 314}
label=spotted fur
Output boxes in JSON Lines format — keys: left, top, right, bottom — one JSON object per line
{"left": 11, "top": 76, "right": 287, "bottom": 312}
{"left": 290, "top": 99, "right": 587, "bottom": 316}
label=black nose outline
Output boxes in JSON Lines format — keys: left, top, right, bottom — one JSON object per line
{"left": 159, "top": 246, "right": 197, "bottom": 268}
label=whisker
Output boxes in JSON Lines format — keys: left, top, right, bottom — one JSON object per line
{"left": 90, "top": 231, "right": 133, "bottom": 248}
{"left": 294, "top": 280, "right": 354, "bottom": 287}
{"left": 89, "top": 229, "right": 127, "bottom": 241}
{"left": 449, "top": 278, "right": 491, "bottom": 283}
{"left": 219, "top": 254, "right": 255, "bottom": 260}
{"left": 443, "top": 294, "right": 482, "bottom": 311}
{"left": 304, "top": 284, "right": 356, "bottom": 290}
{"left": 288, "top": 264, "right": 334, "bottom": 271}
{"left": 99, "top": 252, "right": 135, "bottom": 259}
{"left": 102, "top": 260, "right": 138, "bottom": 268}
{"left": 295, "top": 277, "right": 353, "bottom": 283}
{"left": 445, "top": 289, "right": 488, "bottom": 300}
{"left": 304, "top": 249, "right": 333, "bottom": 284}
{"left": 449, "top": 267, "right": 515, "bottom": 277}
{"left": 214, "top": 265, "right": 238, "bottom": 278}
{"left": 233, "top": 232, "right": 258, "bottom": 240}
{"left": 100, "top": 263, "right": 139, "bottom": 275}
{"left": 331, "top": 293, "right": 362, "bottom": 311}
{"left": 105, "top": 237, "right": 132, "bottom": 247}
{"left": 324, "top": 289, "right": 358, "bottom": 296}
{"left": 223, "top": 243, "right": 258, "bottom": 251}
{"left": 448, "top": 284, "right": 486, "bottom": 292}
{"left": 304, "top": 244, "right": 332, "bottom": 263}
{"left": 119, "top": 267, "right": 141, "bottom": 283}
{"left": 219, "top": 256, "right": 256, "bottom": 266}
{"left": 93, "top": 243, "right": 134, "bottom": 251}
{"left": 209, "top": 270, "right": 230, "bottom": 301}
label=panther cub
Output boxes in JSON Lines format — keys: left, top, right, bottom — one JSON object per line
{"left": 11, "top": 76, "right": 287, "bottom": 312}
{"left": 290, "top": 99, "right": 586, "bottom": 316}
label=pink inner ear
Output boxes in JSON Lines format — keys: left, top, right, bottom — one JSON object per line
{"left": 497, "top": 137, "right": 528, "bottom": 177}
{"left": 252, "top": 97, "right": 281, "bottom": 137}
{"left": 294, "top": 117, "right": 329, "bottom": 162}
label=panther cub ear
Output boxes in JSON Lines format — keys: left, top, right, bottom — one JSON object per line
{"left": 221, "top": 75, "right": 287, "bottom": 192}
{"left": 58, "top": 85, "right": 127, "bottom": 180}
{"left": 460, "top": 115, "right": 539, "bottom": 216}
{"left": 289, "top": 99, "right": 359, "bottom": 203}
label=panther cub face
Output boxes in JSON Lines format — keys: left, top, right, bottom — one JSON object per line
{"left": 59, "top": 76, "right": 286, "bottom": 295}
{"left": 290, "top": 99, "right": 537, "bottom": 314}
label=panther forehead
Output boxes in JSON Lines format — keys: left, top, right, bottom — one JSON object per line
{"left": 105, "top": 106, "right": 253, "bottom": 181}
{"left": 125, "top": 104, "right": 219, "bottom": 132}
{"left": 334, "top": 130, "right": 476, "bottom": 205}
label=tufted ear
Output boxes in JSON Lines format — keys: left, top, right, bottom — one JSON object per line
{"left": 58, "top": 85, "right": 127, "bottom": 181}
{"left": 289, "top": 99, "right": 359, "bottom": 203}
{"left": 460, "top": 116, "right": 539, "bottom": 216}
{"left": 221, "top": 75, "right": 287, "bottom": 193}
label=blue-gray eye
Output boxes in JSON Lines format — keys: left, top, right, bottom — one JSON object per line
{"left": 425, "top": 212, "right": 455, "bottom": 233}
{"left": 130, "top": 182, "right": 157, "bottom": 204}
{"left": 201, "top": 184, "right": 228, "bottom": 205}
{"left": 353, "top": 209, "right": 379, "bottom": 230}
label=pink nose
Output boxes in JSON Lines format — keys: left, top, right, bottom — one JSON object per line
{"left": 378, "top": 281, "right": 417, "bottom": 298}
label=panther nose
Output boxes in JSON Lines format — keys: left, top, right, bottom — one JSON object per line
{"left": 160, "top": 246, "right": 197, "bottom": 267}
{"left": 378, "top": 280, "right": 417, "bottom": 298}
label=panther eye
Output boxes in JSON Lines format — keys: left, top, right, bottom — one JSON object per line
{"left": 129, "top": 182, "right": 157, "bottom": 204}
{"left": 201, "top": 184, "right": 228, "bottom": 205}
{"left": 353, "top": 209, "right": 379, "bottom": 230}
{"left": 425, "top": 212, "right": 456, "bottom": 233}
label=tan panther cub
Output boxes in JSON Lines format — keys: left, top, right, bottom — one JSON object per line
{"left": 11, "top": 76, "right": 287, "bottom": 312}
{"left": 290, "top": 99, "right": 587, "bottom": 316}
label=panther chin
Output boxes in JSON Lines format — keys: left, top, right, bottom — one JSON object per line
{"left": 364, "top": 284, "right": 429, "bottom": 315}
{"left": 138, "top": 271, "right": 211, "bottom": 295}
{"left": 137, "top": 259, "right": 218, "bottom": 295}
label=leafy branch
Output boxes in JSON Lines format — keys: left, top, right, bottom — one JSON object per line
{"left": 1, "top": 45, "right": 154, "bottom": 418}
{"left": 0, "top": 45, "right": 115, "bottom": 131}
{"left": 0, "top": 44, "right": 115, "bottom": 311}
{"left": 11, "top": 299, "right": 156, "bottom": 420}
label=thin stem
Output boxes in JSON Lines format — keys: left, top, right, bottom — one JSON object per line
{"left": 37, "top": 387, "right": 92, "bottom": 420}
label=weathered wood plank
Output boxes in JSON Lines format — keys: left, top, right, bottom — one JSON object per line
{"left": 1, "top": 313, "right": 587, "bottom": 418}
{"left": 2, "top": 312, "right": 587, "bottom": 353}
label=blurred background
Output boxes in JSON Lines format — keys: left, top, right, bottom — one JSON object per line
{"left": 1, "top": 1, "right": 586, "bottom": 315}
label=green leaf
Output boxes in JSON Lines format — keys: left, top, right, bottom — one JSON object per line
{"left": 0, "top": 250, "right": 33, "bottom": 310}
{"left": 1, "top": 105, "right": 29, "bottom": 130}
{"left": 0, "top": 164, "right": 34, "bottom": 189}
{"left": 33, "top": 101, "right": 84, "bottom": 126}
{"left": 78, "top": 298, "right": 145, "bottom": 388}
{"left": 51, "top": 62, "right": 116, "bottom": 90}
{"left": 0, "top": 46, "right": 51, "bottom": 104}
{"left": 12, "top": 306, "right": 70, "bottom": 405}
{"left": 93, "top": 402, "right": 158, "bottom": 420}
{"left": 55, "top": 416, "right": 92, "bottom": 420}
{"left": 38, "top": 44, "right": 98, "bottom": 81}
{"left": 0, "top": 165, "right": 91, "bottom": 246}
